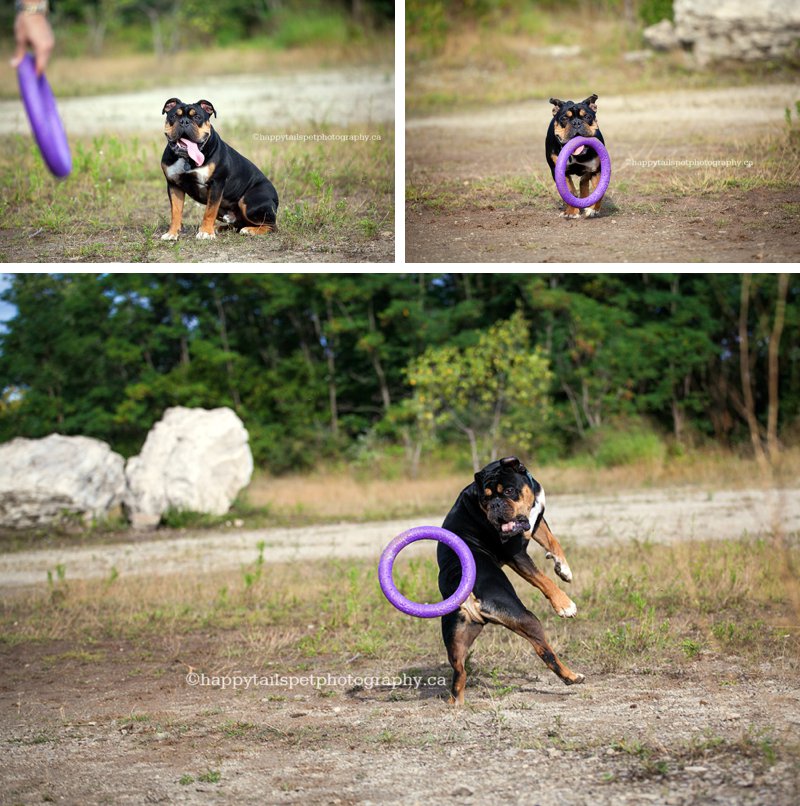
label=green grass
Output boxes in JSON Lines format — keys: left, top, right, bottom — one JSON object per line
{"left": 2, "top": 535, "right": 797, "bottom": 682}
{"left": 0, "top": 124, "right": 394, "bottom": 262}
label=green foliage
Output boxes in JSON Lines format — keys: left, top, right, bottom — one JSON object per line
{"left": 638, "top": 0, "right": 673, "bottom": 26}
{"left": 405, "top": 310, "right": 554, "bottom": 469}
{"left": 591, "top": 424, "right": 666, "bottom": 468}
{"left": 1, "top": 274, "right": 798, "bottom": 473}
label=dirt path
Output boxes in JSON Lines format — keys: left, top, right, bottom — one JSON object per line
{"left": 1, "top": 67, "right": 394, "bottom": 135}
{"left": 2, "top": 641, "right": 798, "bottom": 805}
{"left": 406, "top": 83, "right": 800, "bottom": 262}
{"left": 1, "top": 486, "right": 797, "bottom": 588}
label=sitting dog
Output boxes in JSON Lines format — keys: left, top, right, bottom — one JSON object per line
{"left": 545, "top": 93, "right": 605, "bottom": 219}
{"left": 160, "top": 98, "right": 279, "bottom": 240}
{"left": 438, "top": 456, "right": 583, "bottom": 704}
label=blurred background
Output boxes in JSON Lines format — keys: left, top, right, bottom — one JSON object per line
{"left": 1, "top": 1, "right": 394, "bottom": 95}
{"left": 407, "top": 0, "right": 799, "bottom": 112}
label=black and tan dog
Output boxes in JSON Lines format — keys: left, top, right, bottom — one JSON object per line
{"left": 438, "top": 456, "right": 583, "bottom": 704}
{"left": 161, "top": 98, "right": 279, "bottom": 240}
{"left": 545, "top": 93, "right": 605, "bottom": 219}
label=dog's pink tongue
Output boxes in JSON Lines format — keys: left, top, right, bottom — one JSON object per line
{"left": 180, "top": 138, "right": 204, "bottom": 166}
{"left": 573, "top": 145, "right": 585, "bottom": 156}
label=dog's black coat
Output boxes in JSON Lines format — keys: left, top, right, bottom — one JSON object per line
{"left": 544, "top": 94, "right": 605, "bottom": 182}
{"left": 436, "top": 456, "right": 583, "bottom": 703}
{"left": 438, "top": 458, "right": 543, "bottom": 618}
{"left": 161, "top": 98, "right": 278, "bottom": 233}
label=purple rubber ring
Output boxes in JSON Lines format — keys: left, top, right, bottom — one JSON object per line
{"left": 554, "top": 135, "right": 610, "bottom": 209}
{"left": 17, "top": 53, "right": 72, "bottom": 178}
{"left": 378, "top": 526, "right": 476, "bottom": 618}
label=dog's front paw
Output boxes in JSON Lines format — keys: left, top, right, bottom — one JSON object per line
{"left": 552, "top": 595, "right": 577, "bottom": 618}
{"left": 565, "top": 673, "right": 585, "bottom": 686}
{"left": 545, "top": 552, "right": 573, "bottom": 583}
{"left": 161, "top": 231, "right": 178, "bottom": 241}
{"left": 584, "top": 208, "right": 599, "bottom": 218}
{"left": 559, "top": 211, "right": 580, "bottom": 219}
{"left": 196, "top": 230, "right": 216, "bottom": 240}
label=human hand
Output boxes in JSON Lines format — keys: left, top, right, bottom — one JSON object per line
{"left": 11, "top": 11, "right": 55, "bottom": 76}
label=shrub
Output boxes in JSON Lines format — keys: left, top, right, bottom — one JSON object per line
{"left": 592, "top": 425, "right": 666, "bottom": 468}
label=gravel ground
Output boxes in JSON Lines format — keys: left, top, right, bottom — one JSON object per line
{"left": 1, "top": 484, "right": 798, "bottom": 804}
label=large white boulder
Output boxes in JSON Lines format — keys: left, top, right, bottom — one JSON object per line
{"left": 0, "top": 434, "right": 126, "bottom": 529}
{"left": 124, "top": 406, "right": 253, "bottom": 528}
{"left": 645, "top": 0, "right": 800, "bottom": 65}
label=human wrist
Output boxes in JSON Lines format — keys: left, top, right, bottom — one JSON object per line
{"left": 15, "top": 0, "right": 49, "bottom": 15}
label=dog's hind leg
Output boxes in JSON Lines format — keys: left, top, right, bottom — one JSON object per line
{"left": 495, "top": 608, "right": 584, "bottom": 686}
{"left": 480, "top": 592, "right": 584, "bottom": 686}
{"left": 442, "top": 610, "right": 484, "bottom": 706}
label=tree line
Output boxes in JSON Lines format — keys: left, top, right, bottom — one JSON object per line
{"left": 0, "top": 273, "right": 795, "bottom": 474}
{"left": 3, "top": 1, "right": 393, "bottom": 56}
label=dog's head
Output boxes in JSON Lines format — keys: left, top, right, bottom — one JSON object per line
{"left": 474, "top": 456, "right": 545, "bottom": 541}
{"left": 162, "top": 98, "right": 216, "bottom": 166}
{"left": 550, "top": 94, "right": 600, "bottom": 148}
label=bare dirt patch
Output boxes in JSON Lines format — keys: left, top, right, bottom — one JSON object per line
{"left": 2, "top": 636, "right": 798, "bottom": 805}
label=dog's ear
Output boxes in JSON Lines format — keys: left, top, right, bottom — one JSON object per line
{"left": 549, "top": 98, "right": 566, "bottom": 116}
{"left": 500, "top": 456, "right": 524, "bottom": 472}
{"left": 162, "top": 98, "right": 181, "bottom": 115}
{"left": 582, "top": 93, "right": 598, "bottom": 112}
{"left": 197, "top": 99, "right": 217, "bottom": 118}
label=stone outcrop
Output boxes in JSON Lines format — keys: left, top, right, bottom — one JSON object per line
{"left": 0, "top": 435, "right": 126, "bottom": 529}
{"left": 124, "top": 406, "right": 253, "bottom": 528}
{"left": 643, "top": 0, "right": 800, "bottom": 65}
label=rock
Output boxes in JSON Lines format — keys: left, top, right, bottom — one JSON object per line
{"left": 643, "top": 19, "right": 679, "bottom": 51}
{"left": 529, "top": 45, "right": 581, "bottom": 59}
{"left": 0, "top": 434, "right": 126, "bottom": 529}
{"left": 124, "top": 407, "right": 253, "bottom": 527}
{"left": 666, "top": 0, "right": 800, "bottom": 65}
{"left": 623, "top": 49, "right": 654, "bottom": 62}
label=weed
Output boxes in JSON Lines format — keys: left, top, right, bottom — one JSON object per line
{"left": 197, "top": 770, "right": 221, "bottom": 784}
{"left": 179, "top": 774, "right": 194, "bottom": 786}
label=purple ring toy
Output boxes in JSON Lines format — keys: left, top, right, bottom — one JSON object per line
{"left": 17, "top": 53, "right": 72, "bottom": 178}
{"left": 378, "top": 526, "right": 476, "bottom": 618}
{"left": 554, "top": 135, "right": 610, "bottom": 209}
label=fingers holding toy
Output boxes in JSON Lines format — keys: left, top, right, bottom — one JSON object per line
{"left": 11, "top": 5, "right": 54, "bottom": 76}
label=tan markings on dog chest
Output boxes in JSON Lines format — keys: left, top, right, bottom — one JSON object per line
{"left": 459, "top": 593, "right": 486, "bottom": 624}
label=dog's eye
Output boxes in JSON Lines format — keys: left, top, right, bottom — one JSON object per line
{"left": 503, "top": 488, "right": 516, "bottom": 498}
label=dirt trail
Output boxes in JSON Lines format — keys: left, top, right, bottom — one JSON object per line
{"left": 1, "top": 67, "right": 394, "bottom": 135}
{"left": 1, "top": 486, "right": 797, "bottom": 589}
{"left": 406, "top": 83, "right": 800, "bottom": 262}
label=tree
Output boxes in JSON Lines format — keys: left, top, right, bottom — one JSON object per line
{"left": 405, "top": 311, "right": 553, "bottom": 471}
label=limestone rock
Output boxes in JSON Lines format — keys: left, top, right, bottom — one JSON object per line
{"left": 0, "top": 434, "right": 126, "bottom": 529}
{"left": 647, "top": 0, "right": 800, "bottom": 65}
{"left": 124, "top": 407, "right": 253, "bottom": 528}
{"left": 643, "top": 19, "right": 679, "bottom": 51}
